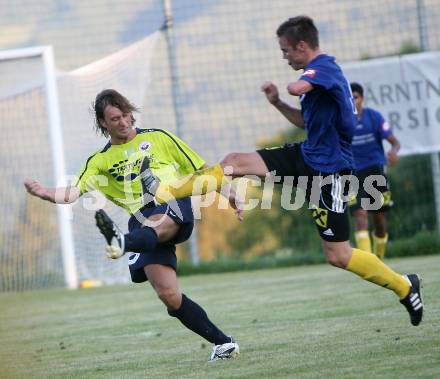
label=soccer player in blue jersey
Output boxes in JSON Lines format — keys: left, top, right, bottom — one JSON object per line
{"left": 24, "top": 89, "right": 240, "bottom": 361}
{"left": 349, "top": 82, "right": 401, "bottom": 260}
{"left": 141, "top": 16, "right": 423, "bottom": 326}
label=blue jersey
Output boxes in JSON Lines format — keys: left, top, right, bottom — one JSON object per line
{"left": 298, "top": 54, "right": 357, "bottom": 173}
{"left": 352, "top": 107, "right": 392, "bottom": 171}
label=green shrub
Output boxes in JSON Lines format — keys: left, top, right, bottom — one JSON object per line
{"left": 386, "top": 230, "right": 440, "bottom": 258}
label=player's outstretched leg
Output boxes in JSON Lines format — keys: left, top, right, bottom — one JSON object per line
{"left": 210, "top": 337, "right": 240, "bottom": 362}
{"left": 141, "top": 162, "right": 226, "bottom": 204}
{"left": 95, "top": 209, "right": 126, "bottom": 259}
{"left": 400, "top": 274, "right": 424, "bottom": 326}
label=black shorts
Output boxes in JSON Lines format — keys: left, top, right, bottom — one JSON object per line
{"left": 257, "top": 143, "right": 351, "bottom": 242}
{"left": 127, "top": 198, "right": 194, "bottom": 283}
{"left": 349, "top": 165, "right": 393, "bottom": 213}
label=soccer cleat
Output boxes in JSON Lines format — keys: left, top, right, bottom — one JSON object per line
{"left": 209, "top": 337, "right": 240, "bottom": 362}
{"left": 139, "top": 155, "right": 160, "bottom": 206}
{"left": 400, "top": 274, "right": 423, "bottom": 326}
{"left": 95, "top": 209, "right": 126, "bottom": 259}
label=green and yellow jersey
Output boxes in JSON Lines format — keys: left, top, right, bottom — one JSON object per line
{"left": 75, "top": 128, "right": 205, "bottom": 214}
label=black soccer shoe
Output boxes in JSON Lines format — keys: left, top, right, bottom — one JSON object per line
{"left": 95, "top": 209, "right": 125, "bottom": 259}
{"left": 400, "top": 274, "right": 423, "bottom": 326}
{"left": 139, "top": 155, "right": 160, "bottom": 206}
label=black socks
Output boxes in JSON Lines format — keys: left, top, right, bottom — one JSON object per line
{"left": 168, "top": 294, "right": 229, "bottom": 345}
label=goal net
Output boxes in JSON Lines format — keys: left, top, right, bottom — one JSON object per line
{"left": 0, "top": 32, "right": 159, "bottom": 291}
{"left": 0, "top": 49, "right": 64, "bottom": 291}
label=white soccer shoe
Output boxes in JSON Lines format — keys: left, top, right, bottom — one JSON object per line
{"left": 209, "top": 337, "right": 240, "bottom": 362}
{"left": 95, "top": 209, "right": 126, "bottom": 259}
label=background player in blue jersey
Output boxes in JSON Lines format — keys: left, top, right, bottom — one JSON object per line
{"left": 141, "top": 16, "right": 423, "bottom": 326}
{"left": 24, "top": 89, "right": 240, "bottom": 361}
{"left": 349, "top": 82, "right": 401, "bottom": 260}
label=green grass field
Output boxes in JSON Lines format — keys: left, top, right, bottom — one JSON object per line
{"left": 1, "top": 255, "right": 439, "bottom": 379}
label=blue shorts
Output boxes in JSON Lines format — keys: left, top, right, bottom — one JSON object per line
{"left": 127, "top": 198, "right": 194, "bottom": 283}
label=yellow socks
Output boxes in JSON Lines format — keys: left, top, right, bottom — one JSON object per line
{"left": 354, "top": 230, "right": 388, "bottom": 260}
{"left": 346, "top": 248, "right": 410, "bottom": 299}
{"left": 355, "top": 230, "right": 372, "bottom": 253}
{"left": 373, "top": 233, "right": 388, "bottom": 260}
{"left": 155, "top": 164, "right": 225, "bottom": 203}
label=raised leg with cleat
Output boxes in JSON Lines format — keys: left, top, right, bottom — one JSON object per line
{"left": 95, "top": 209, "right": 126, "bottom": 259}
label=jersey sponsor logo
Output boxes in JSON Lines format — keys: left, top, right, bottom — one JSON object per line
{"left": 303, "top": 69, "right": 316, "bottom": 77}
{"left": 352, "top": 133, "right": 375, "bottom": 146}
{"left": 312, "top": 207, "right": 328, "bottom": 228}
{"left": 139, "top": 141, "right": 152, "bottom": 151}
{"left": 108, "top": 158, "right": 142, "bottom": 181}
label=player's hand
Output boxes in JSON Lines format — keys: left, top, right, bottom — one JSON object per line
{"left": 24, "top": 179, "right": 48, "bottom": 200}
{"left": 387, "top": 150, "right": 399, "bottom": 165}
{"left": 261, "top": 81, "right": 280, "bottom": 105}
{"left": 228, "top": 191, "right": 244, "bottom": 222}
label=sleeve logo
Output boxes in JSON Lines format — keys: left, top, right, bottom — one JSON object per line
{"left": 381, "top": 121, "right": 390, "bottom": 131}
{"left": 303, "top": 69, "right": 316, "bottom": 77}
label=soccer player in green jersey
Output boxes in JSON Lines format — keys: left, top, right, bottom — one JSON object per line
{"left": 24, "top": 89, "right": 240, "bottom": 361}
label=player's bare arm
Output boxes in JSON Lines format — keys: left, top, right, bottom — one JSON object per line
{"left": 261, "top": 81, "right": 305, "bottom": 128}
{"left": 386, "top": 134, "right": 401, "bottom": 165}
{"left": 24, "top": 179, "right": 81, "bottom": 204}
{"left": 286, "top": 79, "right": 313, "bottom": 96}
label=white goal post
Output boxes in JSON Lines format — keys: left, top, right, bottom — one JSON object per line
{"left": 0, "top": 45, "right": 78, "bottom": 289}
